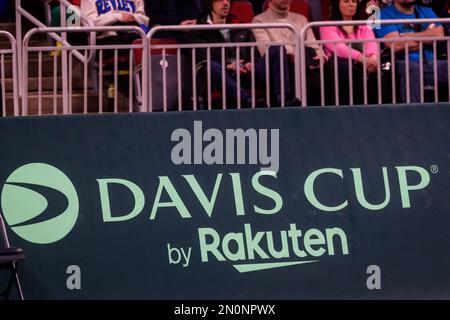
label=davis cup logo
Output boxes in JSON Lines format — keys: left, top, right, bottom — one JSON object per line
{"left": 1, "top": 163, "right": 79, "bottom": 244}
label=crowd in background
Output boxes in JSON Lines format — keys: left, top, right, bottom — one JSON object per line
{"left": 2, "top": 0, "right": 450, "bottom": 108}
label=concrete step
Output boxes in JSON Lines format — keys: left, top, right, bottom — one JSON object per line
{"left": 4, "top": 92, "right": 133, "bottom": 116}
{"left": 4, "top": 76, "right": 85, "bottom": 92}
{"left": 0, "top": 22, "right": 51, "bottom": 40}
{"left": 1, "top": 54, "right": 84, "bottom": 78}
{"left": 0, "top": 37, "right": 51, "bottom": 49}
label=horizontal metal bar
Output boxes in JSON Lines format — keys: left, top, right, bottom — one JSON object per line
{"left": 148, "top": 41, "right": 296, "bottom": 50}
{"left": 306, "top": 35, "right": 450, "bottom": 46}
{"left": 27, "top": 44, "right": 146, "bottom": 52}
{"left": 148, "top": 22, "right": 300, "bottom": 40}
{"left": 302, "top": 18, "right": 450, "bottom": 30}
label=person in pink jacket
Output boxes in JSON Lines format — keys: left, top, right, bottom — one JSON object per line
{"left": 320, "top": 0, "right": 380, "bottom": 105}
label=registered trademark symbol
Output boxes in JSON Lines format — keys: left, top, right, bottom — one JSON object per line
{"left": 430, "top": 165, "right": 439, "bottom": 174}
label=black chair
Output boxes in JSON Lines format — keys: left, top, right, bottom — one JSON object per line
{"left": 0, "top": 213, "right": 25, "bottom": 300}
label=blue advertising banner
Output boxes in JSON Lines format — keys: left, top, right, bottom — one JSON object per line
{"left": 0, "top": 104, "right": 449, "bottom": 299}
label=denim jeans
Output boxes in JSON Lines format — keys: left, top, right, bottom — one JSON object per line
{"left": 397, "top": 59, "right": 449, "bottom": 103}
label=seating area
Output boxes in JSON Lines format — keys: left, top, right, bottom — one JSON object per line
{"left": 0, "top": 0, "right": 449, "bottom": 115}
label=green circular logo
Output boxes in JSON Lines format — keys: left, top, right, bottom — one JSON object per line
{"left": 1, "top": 163, "right": 79, "bottom": 244}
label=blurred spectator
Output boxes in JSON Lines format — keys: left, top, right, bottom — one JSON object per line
{"left": 320, "top": 0, "right": 379, "bottom": 104}
{"left": 81, "top": 0, "right": 150, "bottom": 45}
{"left": 253, "top": 0, "right": 324, "bottom": 63}
{"left": 191, "top": 0, "right": 293, "bottom": 107}
{"left": 362, "top": 0, "right": 445, "bottom": 16}
{"left": 375, "top": 0, "right": 448, "bottom": 103}
{"left": 252, "top": 0, "right": 327, "bottom": 105}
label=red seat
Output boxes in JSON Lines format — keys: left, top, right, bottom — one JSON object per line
{"left": 229, "top": 1, "right": 255, "bottom": 23}
{"left": 132, "top": 38, "right": 180, "bottom": 111}
{"left": 262, "top": 0, "right": 312, "bottom": 21}
{"left": 68, "top": 0, "right": 80, "bottom": 6}
{"left": 132, "top": 38, "right": 179, "bottom": 67}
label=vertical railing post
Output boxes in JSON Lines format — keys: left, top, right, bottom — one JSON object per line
{"left": 142, "top": 35, "right": 149, "bottom": 112}
{"left": 294, "top": 26, "right": 301, "bottom": 104}
{"left": 15, "top": 0, "right": 23, "bottom": 97}
{"left": 22, "top": 32, "right": 30, "bottom": 116}
{"left": 11, "top": 37, "right": 19, "bottom": 116}
{"left": 300, "top": 26, "right": 307, "bottom": 106}
{"left": 60, "top": 1, "right": 69, "bottom": 114}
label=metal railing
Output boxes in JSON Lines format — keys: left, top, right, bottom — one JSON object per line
{"left": 300, "top": 18, "right": 450, "bottom": 106}
{"left": 6, "top": 15, "right": 450, "bottom": 116}
{"left": 22, "top": 26, "right": 148, "bottom": 116}
{"left": 16, "top": 0, "right": 95, "bottom": 96}
{"left": 146, "top": 23, "right": 301, "bottom": 111}
{"left": 0, "top": 31, "right": 19, "bottom": 116}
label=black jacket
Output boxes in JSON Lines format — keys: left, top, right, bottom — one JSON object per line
{"left": 190, "top": 15, "right": 259, "bottom": 66}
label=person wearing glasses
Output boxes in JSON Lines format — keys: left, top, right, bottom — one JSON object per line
{"left": 375, "top": 0, "right": 448, "bottom": 103}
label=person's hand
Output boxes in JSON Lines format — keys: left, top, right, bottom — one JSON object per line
{"left": 242, "top": 62, "right": 252, "bottom": 73}
{"left": 309, "top": 55, "right": 322, "bottom": 70}
{"left": 120, "top": 13, "right": 136, "bottom": 23}
{"left": 367, "top": 55, "right": 378, "bottom": 73}
{"left": 181, "top": 19, "right": 197, "bottom": 25}
{"left": 359, "top": 55, "right": 378, "bottom": 73}
{"left": 399, "top": 32, "right": 414, "bottom": 38}
{"left": 226, "top": 60, "right": 251, "bottom": 74}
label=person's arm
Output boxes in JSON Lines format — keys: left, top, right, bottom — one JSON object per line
{"left": 320, "top": 26, "right": 363, "bottom": 60}
{"left": 391, "top": 7, "right": 445, "bottom": 49}
{"left": 133, "top": 0, "right": 150, "bottom": 26}
{"left": 383, "top": 31, "right": 420, "bottom": 53}
{"left": 80, "top": 0, "right": 121, "bottom": 26}
{"left": 383, "top": 24, "right": 444, "bottom": 53}
{"left": 361, "top": 26, "right": 378, "bottom": 58}
{"left": 305, "top": 24, "right": 324, "bottom": 58}
{"left": 189, "top": 20, "right": 210, "bottom": 63}
{"left": 399, "top": 25, "right": 444, "bottom": 44}
{"left": 252, "top": 16, "right": 273, "bottom": 57}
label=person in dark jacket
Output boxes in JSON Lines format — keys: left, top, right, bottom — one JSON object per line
{"left": 191, "top": 0, "right": 294, "bottom": 108}
{"left": 144, "top": 0, "right": 202, "bottom": 25}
